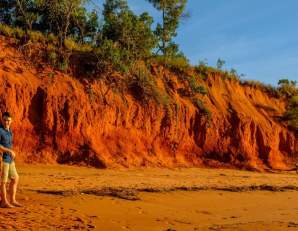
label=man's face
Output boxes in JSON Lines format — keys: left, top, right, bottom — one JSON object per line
{"left": 3, "top": 116, "right": 12, "bottom": 128}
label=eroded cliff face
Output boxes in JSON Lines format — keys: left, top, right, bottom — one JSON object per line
{"left": 0, "top": 37, "right": 297, "bottom": 170}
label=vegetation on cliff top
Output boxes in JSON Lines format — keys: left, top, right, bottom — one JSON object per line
{"left": 0, "top": 0, "right": 297, "bottom": 132}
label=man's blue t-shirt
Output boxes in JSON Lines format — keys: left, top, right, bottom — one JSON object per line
{"left": 0, "top": 124, "right": 13, "bottom": 163}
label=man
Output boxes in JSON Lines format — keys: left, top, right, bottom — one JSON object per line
{"left": 0, "top": 112, "right": 21, "bottom": 208}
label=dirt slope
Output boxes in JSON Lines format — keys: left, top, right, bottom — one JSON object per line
{"left": 0, "top": 36, "right": 297, "bottom": 170}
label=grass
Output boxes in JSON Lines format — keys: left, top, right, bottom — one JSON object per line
{"left": 192, "top": 98, "right": 212, "bottom": 122}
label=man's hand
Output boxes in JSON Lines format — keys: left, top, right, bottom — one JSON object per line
{"left": 10, "top": 150, "right": 16, "bottom": 160}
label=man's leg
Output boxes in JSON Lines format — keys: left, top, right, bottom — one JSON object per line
{"left": 1, "top": 182, "right": 13, "bottom": 207}
{"left": 9, "top": 162, "right": 21, "bottom": 207}
{"left": 9, "top": 177, "right": 21, "bottom": 207}
{"left": 1, "top": 163, "right": 14, "bottom": 208}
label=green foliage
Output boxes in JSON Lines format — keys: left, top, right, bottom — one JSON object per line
{"left": 14, "top": 27, "right": 25, "bottom": 39}
{"left": 0, "top": 0, "right": 188, "bottom": 75}
{"left": 47, "top": 33, "right": 59, "bottom": 45}
{"left": 0, "top": 23, "right": 14, "bottom": 37}
{"left": 48, "top": 71, "right": 55, "bottom": 78}
{"left": 57, "top": 56, "right": 69, "bottom": 72}
{"left": 240, "top": 80, "right": 279, "bottom": 97}
{"left": 195, "top": 61, "right": 240, "bottom": 81}
{"left": 40, "top": 0, "right": 87, "bottom": 46}
{"left": 127, "top": 63, "right": 169, "bottom": 105}
{"left": 28, "top": 30, "right": 46, "bottom": 43}
{"left": 195, "top": 61, "right": 214, "bottom": 79}
{"left": 192, "top": 98, "right": 212, "bottom": 122}
{"left": 283, "top": 107, "right": 298, "bottom": 133}
{"left": 71, "top": 9, "right": 99, "bottom": 43}
{"left": 278, "top": 79, "right": 298, "bottom": 97}
{"left": 166, "top": 55, "right": 190, "bottom": 73}
{"left": 241, "top": 80, "right": 263, "bottom": 88}
{"left": 278, "top": 80, "right": 298, "bottom": 132}
{"left": 216, "top": 58, "right": 225, "bottom": 70}
{"left": 147, "top": 0, "right": 188, "bottom": 59}
{"left": 0, "top": 23, "right": 27, "bottom": 40}
{"left": 64, "top": 37, "right": 77, "bottom": 51}
{"left": 94, "top": 39, "right": 124, "bottom": 72}
{"left": 289, "top": 95, "right": 298, "bottom": 107}
{"left": 15, "top": 0, "right": 41, "bottom": 31}
{"left": 0, "top": 0, "right": 16, "bottom": 25}
{"left": 102, "top": 0, "right": 157, "bottom": 65}
{"left": 186, "top": 75, "right": 208, "bottom": 96}
{"left": 152, "top": 54, "right": 190, "bottom": 73}
{"left": 64, "top": 37, "right": 93, "bottom": 52}
{"left": 47, "top": 50, "right": 58, "bottom": 66}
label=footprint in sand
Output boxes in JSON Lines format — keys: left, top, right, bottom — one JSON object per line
{"left": 87, "top": 224, "right": 96, "bottom": 229}
{"left": 196, "top": 210, "right": 212, "bottom": 215}
{"left": 74, "top": 217, "right": 86, "bottom": 224}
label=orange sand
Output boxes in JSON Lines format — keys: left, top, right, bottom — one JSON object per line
{"left": 0, "top": 164, "right": 297, "bottom": 230}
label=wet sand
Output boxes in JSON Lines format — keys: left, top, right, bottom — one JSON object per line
{"left": 0, "top": 164, "right": 297, "bottom": 230}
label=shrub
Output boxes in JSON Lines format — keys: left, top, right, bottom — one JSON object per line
{"left": 76, "top": 43, "right": 93, "bottom": 52}
{"left": 278, "top": 79, "right": 297, "bottom": 97}
{"left": 187, "top": 75, "right": 208, "bottom": 95}
{"left": 64, "top": 37, "right": 77, "bottom": 51}
{"left": 195, "top": 62, "right": 240, "bottom": 81}
{"left": 47, "top": 51, "right": 57, "bottom": 66}
{"left": 94, "top": 39, "right": 127, "bottom": 73}
{"left": 47, "top": 33, "right": 58, "bottom": 45}
{"left": 166, "top": 55, "right": 190, "bottom": 73}
{"left": 195, "top": 62, "right": 219, "bottom": 79}
{"left": 289, "top": 95, "right": 298, "bottom": 107}
{"left": 178, "top": 75, "right": 208, "bottom": 97}
{"left": 28, "top": 30, "right": 46, "bottom": 44}
{"left": 63, "top": 37, "right": 93, "bottom": 52}
{"left": 0, "top": 23, "right": 14, "bottom": 37}
{"left": 283, "top": 107, "right": 298, "bottom": 133}
{"left": 193, "top": 98, "right": 212, "bottom": 122}
{"left": 14, "top": 27, "right": 25, "bottom": 39}
{"left": 48, "top": 72, "right": 55, "bottom": 78}
{"left": 127, "top": 63, "right": 168, "bottom": 105}
{"left": 150, "top": 54, "right": 190, "bottom": 74}
{"left": 283, "top": 95, "right": 298, "bottom": 132}
{"left": 240, "top": 80, "right": 280, "bottom": 97}
{"left": 216, "top": 58, "right": 225, "bottom": 69}
{"left": 57, "top": 55, "right": 69, "bottom": 72}
{"left": 241, "top": 80, "right": 262, "bottom": 88}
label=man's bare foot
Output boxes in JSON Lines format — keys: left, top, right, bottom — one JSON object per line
{"left": 11, "top": 201, "right": 22, "bottom": 207}
{"left": 1, "top": 202, "right": 15, "bottom": 208}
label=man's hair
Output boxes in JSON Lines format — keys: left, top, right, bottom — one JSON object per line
{"left": 2, "top": 112, "right": 11, "bottom": 118}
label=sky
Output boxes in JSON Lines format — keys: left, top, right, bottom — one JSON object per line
{"left": 91, "top": 0, "right": 298, "bottom": 85}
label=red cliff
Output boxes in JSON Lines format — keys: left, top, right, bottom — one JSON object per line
{"left": 0, "top": 36, "right": 297, "bottom": 170}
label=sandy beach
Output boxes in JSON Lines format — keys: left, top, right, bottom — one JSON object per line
{"left": 0, "top": 164, "right": 297, "bottom": 230}
{"left": 0, "top": 1, "right": 298, "bottom": 230}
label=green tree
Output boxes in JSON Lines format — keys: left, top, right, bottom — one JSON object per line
{"left": 147, "top": 0, "right": 188, "bottom": 60}
{"left": 100, "top": 0, "right": 157, "bottom": 68}
{"left": 278, "top": 78, "right": 297, "bottom": 97}
{"left": 216, "top": 58, "right": 225, "bottom": 70}
{"left": 278, "top": 79, "right": 298, "bottom": 133}
{"left": 14, "top": 0, "right": 41, "bottom": 31}
{"left": 41, "top": 0, "right": 87, "bottom": 47}
{"left": 71, "top": 9, "right": 99, "bottom": 44}
{"left": 0, "top": 0, "right": 16, "bottom": 25}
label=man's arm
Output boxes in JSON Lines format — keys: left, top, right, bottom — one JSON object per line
{"left": 0, "top": 145, "right": 13, "bottom": 153}
{"left": 0, "top": 145, "right": 15, "bottom": 159}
